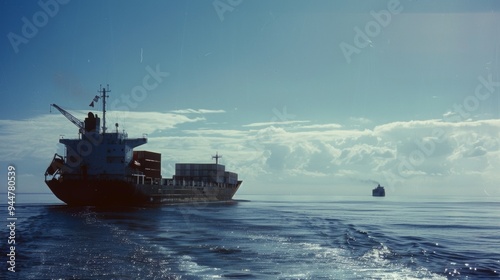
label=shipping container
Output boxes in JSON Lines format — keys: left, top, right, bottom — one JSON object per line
{"left": 133, "top": 150, "right": 161, "bottom": 178}
{"left": 134, "top": 150, "right": 161, "bottom": 162}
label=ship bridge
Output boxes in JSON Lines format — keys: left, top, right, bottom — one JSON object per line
{"left": 60, "top": 127, "right": 147, "bottom": 177}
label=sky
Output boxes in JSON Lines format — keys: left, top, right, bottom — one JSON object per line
{"left": 1, "top": 0, "right": 500, "bottom": 197}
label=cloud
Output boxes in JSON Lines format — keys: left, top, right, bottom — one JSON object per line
{"left": 169, "top": 109, "right": 226, "bottom": 114}
{"left": 349, "top": 117, "right": 372, "bottom": 125}
{"left": 232, "top": 119, "right": 500, "bottom": 194}
{"left": 243, "top": 120, "right": 310, "bottom": 127}
{"left": 297, "top": 123, "right": 343, "bottom": 130}
{"left": 2, "top": 112, "right": 499, "bottom": 196}
{"left": 108, "top": 111, "right": 205, "bottom": 134}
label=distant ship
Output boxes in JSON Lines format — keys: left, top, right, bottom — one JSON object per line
{"left": 372, "top": 184, "right": 385, "bottom": 197}
{"left": 44, "top": 86, "right": 242, "bottom": 206}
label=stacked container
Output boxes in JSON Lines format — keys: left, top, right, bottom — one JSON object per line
{"left": 133, "top": 151, "right": 161, "bottom": 179}
{"left": 174, "top": 163, "right": 237, "bottom": 184}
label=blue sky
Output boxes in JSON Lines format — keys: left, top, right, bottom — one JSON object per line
{"left": 1, "top": 0, "right": 500, "bottom": 197}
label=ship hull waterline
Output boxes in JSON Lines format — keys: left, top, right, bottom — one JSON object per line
{"left": 46, "top": 178, "right": 242, "bottom": 207}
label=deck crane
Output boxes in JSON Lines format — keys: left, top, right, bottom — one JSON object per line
{"left": 50, "top": 85, "right": 110, "bottom": 135}
{"left": 50, "top": 104, "right": 85, "bottom": 133}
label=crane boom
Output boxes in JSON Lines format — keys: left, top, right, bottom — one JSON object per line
{"left": 50, "top": 104, "right": 84, "bottom": 131}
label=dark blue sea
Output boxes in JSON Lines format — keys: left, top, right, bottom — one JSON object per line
{"left": 1, "top": 194, "right": 499, "bottom": 279}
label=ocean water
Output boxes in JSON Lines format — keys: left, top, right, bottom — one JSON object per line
{"left": 1, "top": 193, "right": 499, "bottom": 279}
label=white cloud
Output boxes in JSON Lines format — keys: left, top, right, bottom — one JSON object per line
{"left": 169, "top": 109, "right": 226, "bottom": 114}
{"left": 2, "top": 112, "right": 499, "bottom": 196}
{"left": 243, "top": 120, "right": 310, "bottom": 127}
{"left": 297, "top": 123, "right": 343, "bottom": 130}
{"left": 232, "top": 119, "right": 500, "bottom": 195}
{"left": 109, "top": 111, "right": 205, "bottom": 135}
{"left": 349, "top": 117, "right": 372, "bottom": 125}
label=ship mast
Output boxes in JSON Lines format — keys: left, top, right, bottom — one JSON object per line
{"left": 99, "top": 85, "right": 110, "bottom": 134}
{"left": 212, "top": 152, "right": 222, "bottom": 165}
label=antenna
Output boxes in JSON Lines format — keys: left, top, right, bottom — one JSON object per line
{"left": 99, "top": 84, "right": 110, "bottom": 133}
{"left": 212, "top": 152, "right": 222, "bottom": 165}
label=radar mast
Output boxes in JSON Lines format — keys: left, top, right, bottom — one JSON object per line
{"left": 212, "top": 152, "right": 222, "bottom": 165}
{"left": 98, "top": 85, "right": 110, "bottom": 134}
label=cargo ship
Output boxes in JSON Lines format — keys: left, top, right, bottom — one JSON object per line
{"left": 372, "top": 184, "right": 385, "bottom": 197}
{"left": 44, "top": 86, "right": 242, "bottom": 206}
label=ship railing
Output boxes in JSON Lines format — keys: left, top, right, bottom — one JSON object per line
{"left": 145, "top": 177, "right": 160, "bottom": 185}
{"left": 49, "top": 173, "right": 131, "bottom": 182}
{"left": 131, "top": 174, "right": 145, "bottom": 184}
{"left": 128, "top": 174, "right": 161, "bottom": 185}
